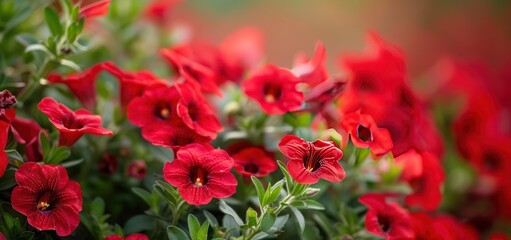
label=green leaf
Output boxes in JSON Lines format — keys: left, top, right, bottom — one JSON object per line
{"left": 188, "top": 214, "right": 201, "bottom": 240}
{"left": 197, "top": 220, "right": 209, "bottom": 240}
{"left": 264, "top": 179, "right": 283, "bottom": 206}
{"left": 0, "top": 168, "right": 17, "bottom": 191}
{"left": 277, "top": 160, "right": 293, "bottom": 193}
{"left": 290, "top": 200, "right": 325, "bottom": 210}
{"left": 251, "top": 176, "right": 265, "bottom": 207}
{"left": 167, "top": 226, "right": 190, "bottom": 240}
{"left": 289, "top": 205, "right": 305, "bottom": 233}
{"left": 61, "top": 158, "right": 84, "bottom": 168}
{"left": 90, "top": 197, "right": 105, "bottom": 218}
{"left": 132, "top": 187, "right": 152, "bottom": 206}
{"left": 47, "top": 147, "right": 71, "bottom": 164}
{"left": 218, "top": 200, "right": 243, "bottom": 226}
{"left": 202, "top": 210, "right": 218, "bottom": 227}
{"left": 251, "top": 232, "right": 270, "bottom": 240}
{"left": 0, "top": 73, "right": 5, "bottom": 86}
{"left": 260, "top": 212, "right": 276, "bottom": 233}
{"left": 44, "top": 7, "right": 63, "bottom": 36}
{"left": 39, "top": 132, "right": 50, "bottom": 162}
{"left": 246, "top": 207, "right": 258, "bottom": 227}
{"left": 124, "top": 215, "right": 156, "bottom": 234}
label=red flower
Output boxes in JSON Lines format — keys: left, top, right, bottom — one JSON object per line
{"left": 243, "top": 64, "right": 304, "bottom": 115}
{"left": 47, "top": 62, "right": 113, "bottom": 110}
{"left": 177, "top": 84, "right": 222, "bottom": 138}
{"left": 396, "top": 150, "right": 445, "bottom": 211}
{"left": 38, "top": 97, "right": 112, "bottom": 146}
{"left": 11, "top": 162, "right": 82, "bottom": 236}
{"left": 233, "top": 147, "right": 277, "bottom": 178}
{"left": 98, "top": 153, "right": 119, "bottom": 175}
{"left": 127, "top": 85, "right": 182, "bottom": 128}
{"left": 163, "top": 144, "right": 237, "bottom": 205}
{"left": 341, "top": 110, "right": 393, "bottom": 156}
{"left": 0, "top": 90, "right": 17, "bottom": 176}
{"left": 79, "top": 0, "right": 111, "bottom": 18}
{"left": 278, "top": 135, "right": 344, "bottom": 184}
{"left": 359, "top": 193, "right": 414, "bottom": 240}
{"left": 127, "top": 160, "right": 147, "bottom": 180}
{"left": 292, "top": 41, "right": 328, "bottom": 88}
{"left": 141, "top": 122, "right": 212, "bottom": 152}
{"left": 143, "top": 0, "right": 182, "bottom": 24}
{"left": 411, "top": 213, "right": 445, "bottom": 240}
{"left": 11, "top": 117, "right": 47, "bottom": 162}
{"left": 104, "top": 233, "right": 149, "bottom": 240}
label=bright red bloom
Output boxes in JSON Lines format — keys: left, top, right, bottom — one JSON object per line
{"left": 396, "top": 150, "right": 445, "bottom": 211}
{"left": 104, "top": 233, "right": 149, "bottom": 240}
{"left": 433, "top": 215, "right": 479, "bottom": 240}
{"left": 47, "top": 62, "right": 113, "bottom": 110}
{"left": 79, "top": 0, "right": 111, "bottom": 18}
{"left": 163, "top": 144, "right": 237, "bottom": 205}
{"left": 127, "top": 160, "right": 147, "bottom": 180}
{"left": 243, "top": 64, "right": 304, "bottom": 115}
{"left": 0, "top": 90, "right": 17, "bottom": 176}
{"left": 278, "top": 135, "right": 344, "bottom": 184}
{"left": 411, "top": 213, "right": 445, "bottom": 240}
{"left": 38, "top": 97, "right": 112, "bottom": 146}
{"left": 142, "top": 122, "right": 212, "bottom": 152}
{"left": 359, "top": 193, "right": 414, "bottom": 240}
{"left": 127, "top": 85, "right": 182, "bottom": 128}
{"left": 177, "top": 84, "right": 222, "bottom": 138}
{"left": 233, "top": 147, "right": 277, "bottom": 178}
{"left": 11, "top": 162, "right": 82, "bottom": 236}
{"left": 341, "top": 110, "right": 393, "bottom": 156}
{"left": 11, "top": 117, "right": 46, "bottom": 162}
{"left": 292, "top": 41, "right": 328, "bottom": 88}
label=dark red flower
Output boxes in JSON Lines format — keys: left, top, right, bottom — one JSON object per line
{"left": 127, "top": 160, "right": 147, "bottom": 180}
{"left": 292, "top": 41, "right": 328, "bottom": 88}
{"left": 233, "top": 147, "right": 277, "bottom": 178}
{"left": 11, "top": 162, "right": 82, "bottom": 236}
{"left": 411, "top": 213, "right": 445, "bottom": 240}
{"left": 127, "top": 85, "right": 182, "bottom": 128}
{"left": 433, "top": 215, "right": 479, "bottom": 240}
{"left": 0, "top": 90, "right": 16, "bottom": 176}
{"left": 143, "top": 0, "right": 182, "bottom": 24}
{"left": 0, "top": 120, "right": 8, "bottom": 177}
{"left": 104, "top": 233, "right": 149, "bottom": 240}
{"left": 141, "top": 122, "right": 212, "bottom": 152}
{"left": 243, "top": 64, "right": 304, "bottom": 115}
{"left": 278, "top": 135, "right": 344, "bottom": 184}
{"left": 359, "top": 193, "right": 414, "bottom": 240}
{"left": 489, "top": 233, "right": 510, "bottom": 240}
{"left": 163, "top": 144, "right": 237, "bottom": 205}
{"left": 177, "top": 84, "right": 222, "bottom": 138}
{"left": 341, "top": 110, "right": 393, "bottom": 156}
{"left": 11, "top": 117, "right": 47, "bottom": 162}
{"left": 47, "top": 62, "right": 113, "bottom": 110}
{"left": 98, "top": 153, "right": 119, "bottom": 175}
{"left": 79, "top": 0, "right": 111, "bottom": 18}
{"left": 38, "top": 97, "right": 112, "bottom": 146}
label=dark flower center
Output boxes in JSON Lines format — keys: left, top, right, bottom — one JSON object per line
{"left": 187, "top": 103, "right": 200, "bottom": 121}
{"left": 190, "top": 167, "right": 208, "bottom": 186}
{"left": 303, "top": 143, "right": 336, "bottom": 172}
{"left": 154, "top": 103, "right": 172, "bottom": 120}
{"left": 409, "top": 177, "right": 424, "bottom": 193}
{"left": 62, "top": 115, "right": 84, "bottom": 129}
{"left": 263, "top": 84, "right": 282, "bottom": 103}
{"left": 377, "top": 215, "right": 391, "bottom": 233}
{"left": 244, "top": 163, "right": 259, "bottom": 174}
{"left": 355, "top": 74, "right": 376, "bottom": 92}
{"left": 36, "top": 191, "right": 56, "bottom": 212}
{"left": 356, "top": 124, "right": 373, "bottom": 142}
{"left": 0, "top": 90, "right": 16, "bottom": 109}
{"left": 483, "top": 151, "right": 500, "bottom": 172}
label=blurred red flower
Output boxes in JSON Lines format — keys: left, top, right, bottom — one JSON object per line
{"left": 104, "top": 233, "right": 149, "bottom": 240}
{"left": 292, "top": 41, "right": 328, "bottom": 88}
{"left": 38, "top": 97, "right": 112, "bottom": 146}
{"left": 232, "top": 147, "right": 277, "bottom": 178}
{"left": 163, "top": 144, "right": 237, "bottom": 205}
{"left": 0, "top": 90, "right": 17, "bottom": 176}
{"left": 278, "top": 135, "right": 344, "bottom": 184}
{"left": 11, "top": 117, "right": 46, "bottom": 162}
{"left": 11, "top": 162, "right": 82, "bottom": 237}
{"left": 341, "top": 110, "right": 393, "bottom": 156}
{"left": 127, "top": 160, "right": 147, "bottom": 180}
{"left": 359, "top": 193, "right": 414, "bottom": 239}
{"left": 243, "top": 64, "right": 303, "bottom": 115}
{"left": 79, "top": 0, "right": 111, "bottom": 18}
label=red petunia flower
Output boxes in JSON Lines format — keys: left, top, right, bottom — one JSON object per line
{"left": 232, "top": 147, "right": 277, "bottom": 178}
{"left": 38, "top": 97, "right": 112, "bottom": 146}
{"left": 98, "top": 153, "right": 119, "bottom": 175}
{"left": 177, "top": 84, "right": 222, "bottom": 138}
{"left": 141, "top": 122, "right": 212, "bottom": 152}
{"left": 127, "top": 160, "right": 147, "bottom": 180}
{"left": 79, "top": 0, "right": 111, "bottom": 18}
{"left": 104, "top": 233, "right": 149, "bottom": 240}
{"left": 341, "top": 110, "right": 393, "bottom": 156}
{"left": 243, "top": 64, "right": 304, "bottom": 115}
{"left": 11, "top": 117, "right": 47, "bottom": 162}
{"left": 410, "top": 212, "right": 445, "bottom": 240}
{"left": 278, "top": 135, "right": 344, "bottom": 184}
{"left": 11, "top": 162, "right": 82, "bottom": 236}
{"left": 163, "top": 144, "right": 237, "bottom": 205}
{"left": 0, "top": 90, "right": 17, "bottom": 176}
{"left": 127, "top": 85, "right": 182, "bottom": 128}
{"left": 47, "top": 62, "right": 113, "bottom": 110}
{"left": 292, "top": 41, "right": 328, "bottom": 88}
{"left": 143, "top": 0, "right": 182, "bottom": 24}
{"left": 359, "top": 193, "right": 414, "bottom": 240}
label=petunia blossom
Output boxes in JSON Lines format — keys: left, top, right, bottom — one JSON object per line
{"left": 292, "top": 41, "right": 328, "bottom": 88}
{"left": 38, "top": 97, "right": 112, "bottom": 146}
{"left": 11, "top": 117, "right": 47, "bottom": 162}
{"left": 141, "top": 122, "right": 212, "bottom": 152}
{"left": 79, "top": 0, "right": 111, "bottom": 19}
{"left": 127, "top": 160, "right": 147, "bottom": 180}
{"left": 127, "top": 85, "right": 182, "bottom": 128}
{"left": 278, "top": 135, "right": 345, "bottom": 184}
{"left": 104, "top": 233, "right": 149, "bottom": 240}
{"left": 232, "top": 147, "right": 277, "bottom": 178}
{"left": 11, "top": 162, "right": 82, "bottom": 237}
{"left": 341, "top": 110, "right": 393, "bottom": 156}
{"left": 359, "top": 193, "right": 414, "bottom": 240}
{"left": 243, "top": 64, "right": 304, "bottom": 115}
{"left": 163, "top": 144, "right": 237, "bottom": 205}
{"left": 0, "top": 90, "right": 17, "bottom": 176}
